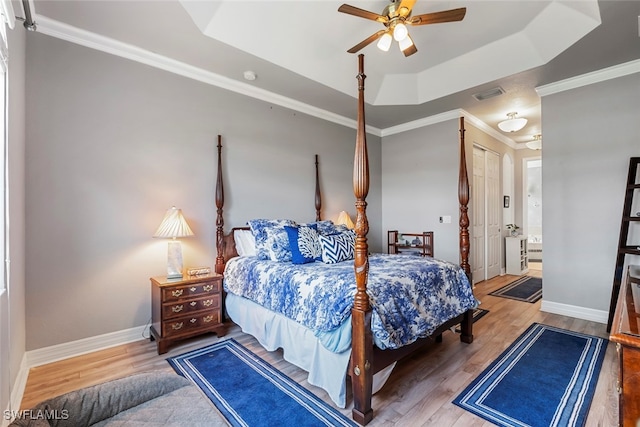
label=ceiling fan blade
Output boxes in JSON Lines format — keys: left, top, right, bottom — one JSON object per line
{"left": 347, "top": 29, "right": 387, "bottom": 53}
{"left": 397, "top": 0, "right": 416, "bottom": 17}
{"left": 338, "top": 4, "right": 388, "bottom": 23}
{"left": 402, "top": 34, "right": 418, "bottom": 57}
{"left": 408, "top": 7, "right": 466, "bottom": 25}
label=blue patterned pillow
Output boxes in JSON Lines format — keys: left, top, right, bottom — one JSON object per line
{"left": 264, "top": 227, "right": 294, "bottom": 262}
{"left": 303, "top": 220, "right": 351, "bottom": 236}
{"left": 248, "top": 219, "right": 295, "bottom": 260}
{"left": 284, "top": 225, "right": 321, "bottom": 264}
{"left": 318, "top": 230, "right": 355, "bottom": 264}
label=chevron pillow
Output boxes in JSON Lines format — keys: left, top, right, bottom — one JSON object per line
{"left": 318, "top": 231, "right": 355, "bottom": 264}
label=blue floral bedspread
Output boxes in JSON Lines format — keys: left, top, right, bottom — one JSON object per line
{"left": 223, "top": 254, "right": 477, "bottom": 350}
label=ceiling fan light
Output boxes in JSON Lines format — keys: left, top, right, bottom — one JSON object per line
{"left": 393, "top": 22, "right": 408, "bottom": 41}
{"left": 498, "top": 112, "right": 528, "bottom": 133}
{"left": 377, "top": 32, "right": 392, "bottom": 51}
{"left": 399, "top": 34, "right": 414, "bottom": 51}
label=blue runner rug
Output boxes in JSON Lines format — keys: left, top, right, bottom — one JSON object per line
{"left": 167, "top": 338, "right": 356, "bottom": 427}
{"left": 489, "top": 276, "right": 542, "bottom": 303}
{"left": 453, "top": 323, "right": 607, "bottom": 427}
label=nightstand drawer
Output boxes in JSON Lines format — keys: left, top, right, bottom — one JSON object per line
{"left": 162, "top": 294, "right": 221, "bottom": 319}
{"left": 150, "top": 273, "right": 226, "bottom": 354}
{"left": 161, "top": 280, "right": 221, "bottom": 301}
{"left": 162, "top": 311, "right": 221, "bottom": 338}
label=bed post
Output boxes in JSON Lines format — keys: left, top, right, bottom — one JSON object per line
{"left": 351, "top": 54, "right": 373, "bottom": 426}
{"left": 215, "top": 135, "right": 225, "bottom": 275}
{"left": 315, "top": 154, "right": 322, "bottom": 221}
{"left": 458, "top": 117, "right": 474, "bottom": 343}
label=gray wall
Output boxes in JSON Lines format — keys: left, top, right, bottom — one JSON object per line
{"left": 25, "top": 33, "right": 381, "bottom": 350}
{"left": 381, "top": 119, "right": 463, "bottom": 263}
{"left": 542, "top": 72, "right": 640, "bottom": 312}
{"left": 381, "top": 119, "right": 517, "bottom": 269}
{"left": 6, "top": 20, "right": 27, "bottom": 411}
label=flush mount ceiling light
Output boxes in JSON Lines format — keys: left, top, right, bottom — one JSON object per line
{"left": 498, "top": 112, "right": 528, "bottom": 133}
{"left": 243, "top": 70, "right": 257, "bottom": 81}
{"left": 526, "top": 134, "right": 542, "bottom": 150}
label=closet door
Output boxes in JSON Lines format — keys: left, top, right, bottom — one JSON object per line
{"left": 472, "top": 147, "right": 501, "bottom": 283}
{"left": 485, "top": 151, "right": 501, "bottom": 279}
{"left": 472, "top": 147, "right": 486, "bottom": 283}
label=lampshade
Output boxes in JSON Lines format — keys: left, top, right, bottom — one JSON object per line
{"left": 526, "top": 134, "right": 542, "bottom": 150}
{"left": 393, "top": 23, "right": 408, "bottom": 41}
{"left": 377, "top": 32, "right": 392, "bottom": 52}
{"left": 498, "top": 112, "right": 528, "bottom": 133}
{"left": 336, "top": 211, "right": 354, "bottom": 229}
{"left": 153, "top": 206, "right": 194, "bottom": 239}
{"left": 153, "top": 206, "right": 194, "bottom": 279}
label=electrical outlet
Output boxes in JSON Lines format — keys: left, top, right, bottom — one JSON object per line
{"left": 442, "top": 215, "right": 452, "bottom": 224}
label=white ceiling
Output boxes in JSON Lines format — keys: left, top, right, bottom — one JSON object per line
{"left": 30, "top": 1, "right": 640, "bottom": 147}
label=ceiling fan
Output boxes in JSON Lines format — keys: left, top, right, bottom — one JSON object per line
{"left": 338, "top": 0, "right": 466, "bottom": 57}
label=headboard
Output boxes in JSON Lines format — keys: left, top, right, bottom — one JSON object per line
{"left": 214, "top": 145, "right": 323, "bottom": 274}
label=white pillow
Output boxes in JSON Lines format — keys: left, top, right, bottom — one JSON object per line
{"left": 234, "top": 230, "right": 256, "bottom": 257}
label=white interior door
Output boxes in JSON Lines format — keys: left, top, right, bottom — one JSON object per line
{"left": 486, "top": 151, "right": 501, "bottom": 279}
{"left": 472, "top": 147, "right": 485, "bottom": 283}
{"left": 472, "top": 146, "right": 501, "bottom": 283}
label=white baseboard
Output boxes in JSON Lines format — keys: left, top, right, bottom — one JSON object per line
{"left": 26, "top": 325, "right": 148, "bottom": 368}
{"left": 5, "top": 326, "right": 148, "bottom": 420}
{"left": 3, "top": 355, "right": 29, "bottom": 426}
{"left": 540, "top": 300, "right": 608, "bottom": 324}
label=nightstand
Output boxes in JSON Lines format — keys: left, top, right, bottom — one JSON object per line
{"left": 150, "top": 273, "right": 226, "bottom": 354}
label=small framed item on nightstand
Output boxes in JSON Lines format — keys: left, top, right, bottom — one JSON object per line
{"left": 186, "top": 266, "right": 211, "bottom": 276}
{"left": 150, "top": 273, "right": 226, "bottom": 354}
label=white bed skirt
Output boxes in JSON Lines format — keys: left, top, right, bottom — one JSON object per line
{"left": 225, "top": 293, "right": 395, "bottom": 408}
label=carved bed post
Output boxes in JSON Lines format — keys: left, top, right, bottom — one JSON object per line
{"left": 315, "top": 154, "right": 322, "bottom": 221}
{"left": 458, "top": 117, "right": 470, "bottom": 279}
{"left": 215, "top": 135, "right": 225, "bottom": 275}
{"left": 458, "top": 117, "right": 474, "bottom": 343}
{"left": 351, "top": 54, "right": 373, "bottom": 426}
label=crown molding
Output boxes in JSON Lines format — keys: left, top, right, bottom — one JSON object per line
{"left": 460, "top": 110, "right": 518, "bottom": 149}
{"left": 536, "top": 58, "right": 640, "bottom": 97}
{"left": 35, "top": 16, "right": 383, "bottom": 137}
{"left": 380, "top": 110, "right": 460, "bottom": 137}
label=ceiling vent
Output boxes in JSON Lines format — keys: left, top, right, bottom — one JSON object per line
{"left": 473, "top": 87, "right": 505, "bottom": 101}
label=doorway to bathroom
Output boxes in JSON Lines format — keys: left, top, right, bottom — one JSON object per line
{"left": 525, "top": 158, "right": 542, "bottom": 270}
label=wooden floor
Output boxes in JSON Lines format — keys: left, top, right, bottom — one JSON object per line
{"left": 20, "top": 264, "right": 618, "bottom": 426}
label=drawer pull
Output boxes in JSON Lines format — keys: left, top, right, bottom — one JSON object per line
{"left": 190, "top": 287, "right": 197, "bottom": 292}
{"left": 172, "top": 305, "right": 184, "bottom": 313}
{"left": 171, "top": 322, "right": 183, "bottom": 330}
{"left": 203, "top": 315, "right": 214, "bottom": 323}
{"left": 203, "top": 284, "right": 214, "bottom": 292}
{"left": 203, "top": 299, "right": 213, "bottom": 307}
{"left": 190, "top": 318, "right": 197, "bottom": 324}
{"left": 190, "top": 301, "right": 197, "bottom": 307}
{"left": 171, "top": 289, "right": 183, "bottom": 298}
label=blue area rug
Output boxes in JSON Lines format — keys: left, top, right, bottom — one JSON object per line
{"left": 490, "top": 276, "right": 542, "bottom": 303}
{"left": 453, "top": 323, "right": 608, "bottom": 427}
{"left": 167, "top": 338, "right": 356, "bottom": 427}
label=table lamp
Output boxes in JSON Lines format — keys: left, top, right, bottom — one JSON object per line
{"left": 153, "top": 206, "right": 194, "bottom": 279}
{"left": 336, "top": 211, "right": 354, "bottom": 229}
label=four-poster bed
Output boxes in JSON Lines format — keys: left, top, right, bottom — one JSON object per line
{"left": 213, "top": 54, "right": 474, "bottom": 426}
